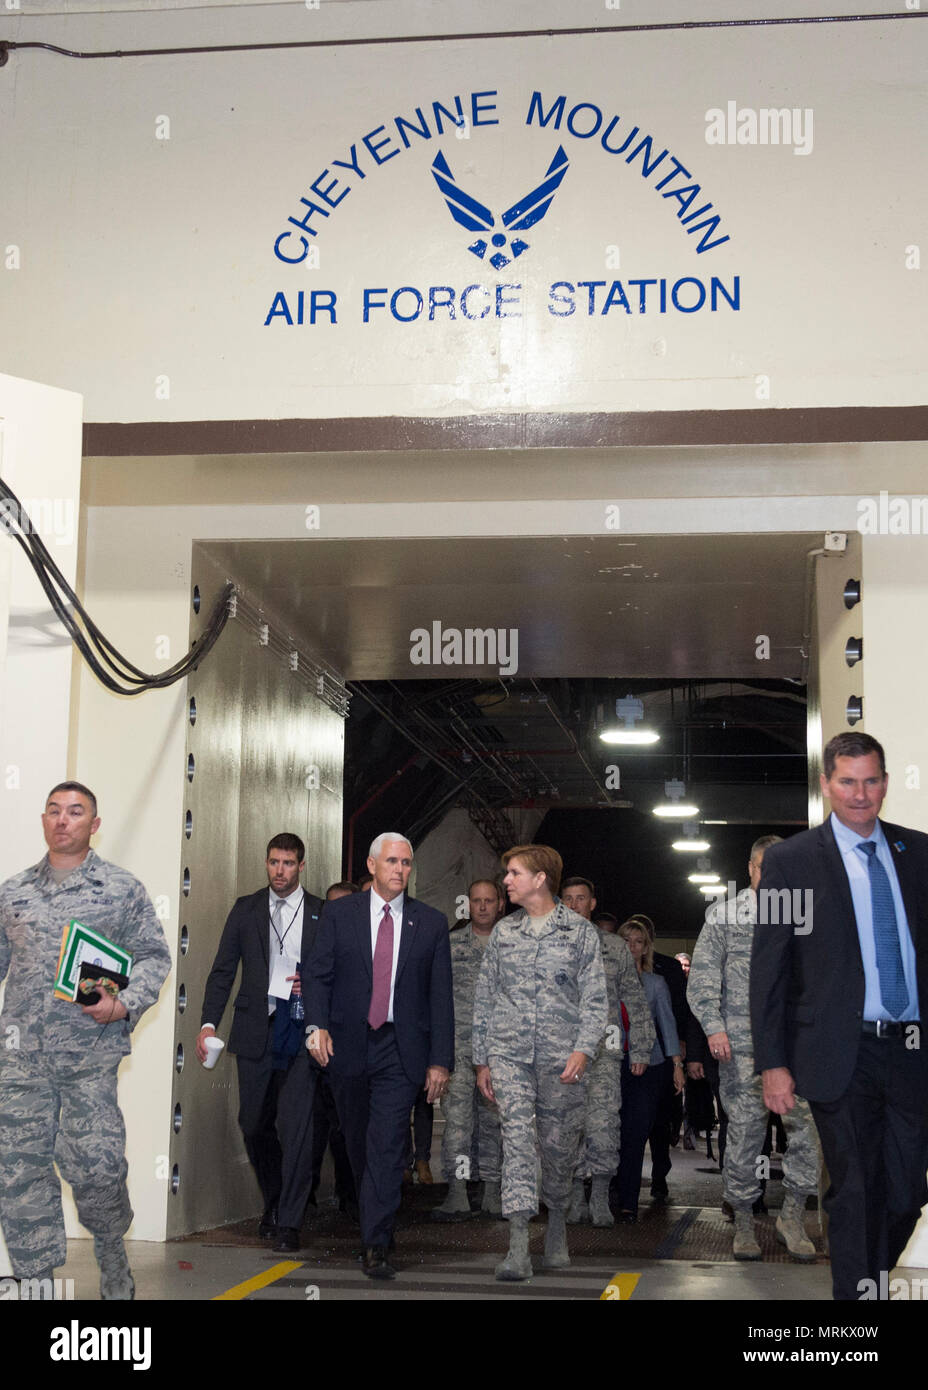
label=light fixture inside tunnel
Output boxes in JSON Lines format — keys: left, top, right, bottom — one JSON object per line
{"left": 652, "top": 777, "right": 699, "bottom": 818}
{"left": 600, "top": 694, "right": 659, "bottom": 745}
{"left": 688, "top": 872, "right": 720, "bottom": 883}
{"left": 673, "top": 822, "right": 710, "bottom": 852}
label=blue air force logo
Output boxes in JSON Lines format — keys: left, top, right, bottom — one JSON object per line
{"left": 430, "top": 145, "right": 569, "bottom": 271}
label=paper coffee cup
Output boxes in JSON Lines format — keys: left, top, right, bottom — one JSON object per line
{"left": 203, "top": 1035, "right": 225, "bottom": 1069}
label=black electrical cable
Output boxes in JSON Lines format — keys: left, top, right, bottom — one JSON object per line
{"left": 0, "top": 10, "right": 925, "bottom": 67}
{"left": 0, "top": 475, "right": 233, "bottom": 695}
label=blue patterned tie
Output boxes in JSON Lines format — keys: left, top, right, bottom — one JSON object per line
{"left": 857, "top": 840, "right": 909, "bottom": 1018}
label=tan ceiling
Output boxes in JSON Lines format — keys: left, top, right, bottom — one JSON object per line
{"left": 198, "top": 531, "right": 813, "bottom": 680}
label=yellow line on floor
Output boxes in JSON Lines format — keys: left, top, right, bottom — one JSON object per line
{"left": 600, "top": 1272, "right": 641, "bottom": 1301}
{"left": 214, "top": 1261, "right": 305, "bottom": 1300}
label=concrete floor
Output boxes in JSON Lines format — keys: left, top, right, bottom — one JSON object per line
{"left": 21, "top": 1143, "right": 925, "bottom": 1378}
{"left": 53, "top": 1236, "right": 841, "bottom": 1302}
{"left": 49, "top": 1144, "right": 846, "bottom": 1302}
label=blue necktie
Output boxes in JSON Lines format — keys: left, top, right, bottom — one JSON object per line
{"left": 857, "top": 840, "right": 909, "bottom": 1018}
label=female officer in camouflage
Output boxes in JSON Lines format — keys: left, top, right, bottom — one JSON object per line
{"left": 473, "top": 845, "right": 607, "bottom": 1282}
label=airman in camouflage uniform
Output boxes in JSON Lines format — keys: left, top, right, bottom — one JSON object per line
{"left": 560, "top": 878, "right": 655, "bottom": 1226}
{"left": 688, "top": 836, "right": 820, "bottom": 1262}
{"left": 0, "top": 784, "right": 171, "bottom": 1297}
{"left": 433, "top": 881, "right": 503, "bottom": 1221}
{"left": 473, "top": 845, "right": 607, "bottom": 1281}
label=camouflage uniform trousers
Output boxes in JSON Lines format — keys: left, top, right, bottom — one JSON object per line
{"left": 440, "top": 1051, "right": 501, "bottom": 1183}
{"left": 0, "top": 1047, "right": 132, "bottom": 1278}
{"left": 575, "top": 1043, "right": 622, "bottom": 1178}
{"left": 720, "top": 1049, "right": 820, "bottom": 1210}
{"left": 488, "top": 1053, "right": 587, "bottom": 1217}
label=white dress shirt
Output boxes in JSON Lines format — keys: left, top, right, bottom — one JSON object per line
{"left": 203, "top": 883, "right": 303, "bottom": 1032}
{"left": 268, "top": 884, "right": 304, "bottom": 1013}
{"left": 370, "top": 888, "right": 404, "bottom": 1023}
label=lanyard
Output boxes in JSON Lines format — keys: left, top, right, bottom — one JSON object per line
{"left": 271, "top": 898, "right": 302, "bottom": 954}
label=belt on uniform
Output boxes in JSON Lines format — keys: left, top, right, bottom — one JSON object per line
{"left": 862, "top": 1019, "right": 918, "bottom": 1037}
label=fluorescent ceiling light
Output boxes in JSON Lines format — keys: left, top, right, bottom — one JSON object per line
{"left": 688, "top": 872, "right": 720, "bottom": 883}
{"left": 672, "top": 839, "right": 711, "bottom": 852}
{"left": 600, "top": 729, "right": 660, "bottom": 745}
{"left": 653, "top": 803, "right": 699, "bottom": 817}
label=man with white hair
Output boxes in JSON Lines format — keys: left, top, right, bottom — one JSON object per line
{"left": 306, "top": 833, "right": 453, "bottom": 1279}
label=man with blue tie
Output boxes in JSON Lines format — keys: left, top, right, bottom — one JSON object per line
{"left": 306, "top": 833, "right": 454, "bottom": 1279}
{"left": 751, "top": 732, "right": 928, "bottom": 1300}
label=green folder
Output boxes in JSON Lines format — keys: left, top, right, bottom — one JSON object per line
{"left": 53, "top": 918, "right": 133, "bottom": 1002}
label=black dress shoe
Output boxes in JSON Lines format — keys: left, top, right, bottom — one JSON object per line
{"left": 258, "top": 1206, "right": 279, "bottom": 1239}
{"left": 360, "top": 1245, "right": 396, "bottom": 1279}
{"left": 354, "top": 1236, "right": 396, "bottom": 1258}
{"left": 273, "top": 1226, "right": 301, "bottom": 1252}
{"left": 619, "top": 1211, "right": 638, "bottom": 1224}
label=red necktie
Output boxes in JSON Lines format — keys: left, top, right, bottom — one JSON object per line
{"left": 368, "top": 903, "right": 394, "bottom": 1028}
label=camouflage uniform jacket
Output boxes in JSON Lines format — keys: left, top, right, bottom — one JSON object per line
{"left": 448, "top": 921, "right": 491, "bottom": 1058}
{"left": 688, "top": 886, "right": 756, "bottom": 1051}
{"left": 601, "top": 929, "right": 656, "bottom": 1067}
{"left": 472, "top": 901, "right": 607, "bottom": 1066}
{"left": 0, "top": 849, "right": 171, "bottom": 1054}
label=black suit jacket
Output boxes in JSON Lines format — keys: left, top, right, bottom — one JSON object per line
{"left": 201, "top": 887, "right": 324, "bottom": 1059}
{"left": 750, "top": 817, "right": 928, "bottom": 1102}
{"left": 306, "top": 890, "right": 454, "bottom": 1083}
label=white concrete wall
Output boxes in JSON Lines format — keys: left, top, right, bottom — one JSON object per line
{"left": 1, "top": 1, "right": 925, "bottom": 420}
{"left": 0, "top": 373, "right": 83, "bottom": 875}
{"left": 0, "top": 373, "right": 82, "bottom": 1275}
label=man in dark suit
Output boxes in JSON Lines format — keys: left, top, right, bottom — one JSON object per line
{"left": 197, "top": 832, "right": 323, "bottom": 1245}
{"left": 306, "top": 832, "right": 454, "bottom": 1279}
{"left": 751, "top": 731, "right": 928, "bottom": 1300}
